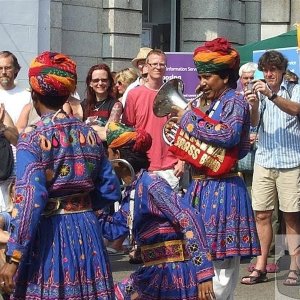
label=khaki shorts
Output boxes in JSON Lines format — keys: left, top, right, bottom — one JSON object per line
{"left": 251, "top": 164, "right": 300, "bottom": 212}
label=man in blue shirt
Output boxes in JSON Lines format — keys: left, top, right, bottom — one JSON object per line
{"left": 241, "top": 50, "right": 300, "bottom": 285}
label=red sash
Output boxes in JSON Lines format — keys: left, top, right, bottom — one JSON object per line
{"left": 169, "top": 108, "right": 239, "bottom": 177}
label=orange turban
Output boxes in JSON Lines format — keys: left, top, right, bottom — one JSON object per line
{"left": 193, "top": 37, "right": 240, "bottom": 73}
{"left": 28, "top": 51, "right": 77, "bottom": 96}
{"left": 107, "top": 122, "right": 152, "bottom": 153}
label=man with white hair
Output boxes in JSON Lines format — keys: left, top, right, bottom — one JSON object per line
{"left": 237, "top": 62, "right": 258, "bottom": 94}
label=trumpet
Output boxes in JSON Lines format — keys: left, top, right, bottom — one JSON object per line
{"left": 153, "top": 78, "right": 204, "bottom": 145}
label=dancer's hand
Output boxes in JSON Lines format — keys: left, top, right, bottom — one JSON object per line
{"left": 0, "top": 262, "right": 18, "bottom": 294}
{"left": 198, "top": 280, "right": 216, "bottom": 300}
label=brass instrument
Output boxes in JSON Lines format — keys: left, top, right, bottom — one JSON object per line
{"left": 153, "top": 78, "right": 203, "bottom": 117}
{"left": 153, "top": 78, "right": 204, "bottom": 145}
{"left": 154, "top": 79, "right": 240, "bottom": 176}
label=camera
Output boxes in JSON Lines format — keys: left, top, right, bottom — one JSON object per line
{"left": 246, "top": 82, "right": 254, "bottom": 92}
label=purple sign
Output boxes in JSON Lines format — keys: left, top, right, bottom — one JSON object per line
{"left": 164, "top": 52, "right": 199, "bottom": 101}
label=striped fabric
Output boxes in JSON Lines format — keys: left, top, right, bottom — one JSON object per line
{"left": 193, "top": 37, "right": 240, "bottom": 73}
{"left": 255, "top": 81, "right": 300, "bottom": 169}
{"left": 29, "top": 51, "right": 77, "bottom": 96}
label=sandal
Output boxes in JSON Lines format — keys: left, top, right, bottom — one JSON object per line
{"left": 241, "top": 268, "right": 268, "bottom": 285}
{"left": 283, "top": 270, "right": 300, "bottom": 286}
{"left": 248, "top": 262, "right": 279, "bottom": 273}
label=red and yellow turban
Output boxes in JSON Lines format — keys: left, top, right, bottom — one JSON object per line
{"left": 193, "top": 37, "right": 240, "bottom": 74}
{"left": 28, "top": 51, "right": 77, "bottom": 96}
{"left": 107, "top": 122, "right": 152, "bottom": 153}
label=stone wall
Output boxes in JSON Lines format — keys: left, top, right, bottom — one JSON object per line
{"left": 180, "top": 0, "right": 261, "bottom": 52}
{"left": 0, "top": 0, "right": 50, "bottom": 89}
{"left": 49, "top": 0, "right": 142, "bottom": 97}
{"left": 0, "top": 0, "right": 298, "bottom": 97}
{"left": 261, "top": 0, "right": 296, "bottom": 39}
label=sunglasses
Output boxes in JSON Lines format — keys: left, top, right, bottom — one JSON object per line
{"left": 91, "top": 78, "right": 109, "bottom": 84}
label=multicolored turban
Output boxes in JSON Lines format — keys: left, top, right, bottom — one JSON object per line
{"left": 107, "top": 122, "right": 152, "bottom": 153}
{"left": 193, "top": 37, "right": 240, "bottom": 74}
{"left": 28, "top": 51, "right": 77, "bottom": 96}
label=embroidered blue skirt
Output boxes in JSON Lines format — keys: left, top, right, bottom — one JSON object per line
{"left": 12, "top": 211, "right": 115, "bottom": 300}
{"left": 115, "top": 260, "right": 213, "bottom": 300}
{"left": 185, "top": 176, "right": 260, "bottom": 259}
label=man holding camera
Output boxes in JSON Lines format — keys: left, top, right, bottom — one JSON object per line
{"left": 241, "top": 50, "right": 300, "bottom": 285}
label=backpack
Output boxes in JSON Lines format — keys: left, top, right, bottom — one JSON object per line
{"left": 0, "top": 135, "right": 14, "bottom": 180}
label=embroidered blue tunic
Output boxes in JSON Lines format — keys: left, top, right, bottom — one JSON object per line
{"left": 181, "top": 89, "right": 261, "bottom": 259}
{"left": 6, "top": 113, "right": 121, "bottom": 299}
{"left": 112, "top": 171, "right": 214, "bottom": 300}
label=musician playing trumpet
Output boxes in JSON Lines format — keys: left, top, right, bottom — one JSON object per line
{"left": 165, "top": 37, "right": 261, "bottom": 299}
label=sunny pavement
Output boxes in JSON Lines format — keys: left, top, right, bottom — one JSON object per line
{"left": 111, "top": 254, "right": 300, "bottom": 300}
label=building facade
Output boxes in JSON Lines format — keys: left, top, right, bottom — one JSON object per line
{"left": 0, "top": 0, "right": 298, "bottom": 97}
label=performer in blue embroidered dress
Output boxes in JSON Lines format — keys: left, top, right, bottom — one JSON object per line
{"left": 0, "top": 51, "right": 121, "bottom": 299}
{"left": 166, "top": 38, "right": 261, "bottom": 299}
{"left": 103, "top": 122, "right": 215, "bottom": 300}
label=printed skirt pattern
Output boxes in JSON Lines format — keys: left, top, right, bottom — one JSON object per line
{"left": 12, "top": 211, "right": 115, "bottom": 300}
{"left": 186, "top": 176, "right": 261, "bottom": 259}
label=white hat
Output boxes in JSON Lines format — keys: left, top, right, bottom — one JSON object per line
{"left": 131, "top": 47, "right": 153, "bottom": 68}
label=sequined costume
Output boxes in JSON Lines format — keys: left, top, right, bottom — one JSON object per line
{"left": 114, "top": 170, "right": 214, "bottom": 300}
{"left": 6, "top": 113, "right": 121, "bottom": 299}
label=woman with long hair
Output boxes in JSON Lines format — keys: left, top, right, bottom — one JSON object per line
{"left": 82, "top": 63, "right": 122, "bottom": 142}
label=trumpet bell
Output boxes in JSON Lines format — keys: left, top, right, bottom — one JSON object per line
{"left": 153, "top": 78, "right": 188, "bottom": 117}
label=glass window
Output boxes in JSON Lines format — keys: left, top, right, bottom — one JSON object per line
{"left": 142, "top": 0, "right": 179, "bottom": 51}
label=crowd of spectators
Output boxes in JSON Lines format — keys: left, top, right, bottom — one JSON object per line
{"left": 0, "top": 41, "right": 299, "bottom": 299}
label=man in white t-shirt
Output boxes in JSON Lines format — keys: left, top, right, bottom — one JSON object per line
{"left": 0, "top": 51, "right": 31, "bottom": 124}
{"left": 0, "top": 51, "right": 31, "bottom": 214}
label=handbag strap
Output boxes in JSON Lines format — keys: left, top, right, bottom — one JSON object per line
{"left": 252, "top": 96, "right": 266, "bottom": 139}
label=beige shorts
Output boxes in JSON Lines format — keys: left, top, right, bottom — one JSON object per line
{"left": 251, "top": 164, "right": 300, "bottom": 212}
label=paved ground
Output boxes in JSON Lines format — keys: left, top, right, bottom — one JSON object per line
{"left": 111, "top": 255, "right": 300, "bottom": 300}
{"left": 0, "top": 255, "right": 298, "bottom": 299}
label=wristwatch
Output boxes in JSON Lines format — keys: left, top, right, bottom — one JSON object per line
{"left": 268, "top": 93, "right": 277, "bottom": 101}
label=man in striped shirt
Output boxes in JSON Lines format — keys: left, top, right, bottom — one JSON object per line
{"left": 242, "top": 50, "right": 300, "bottom": 285}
